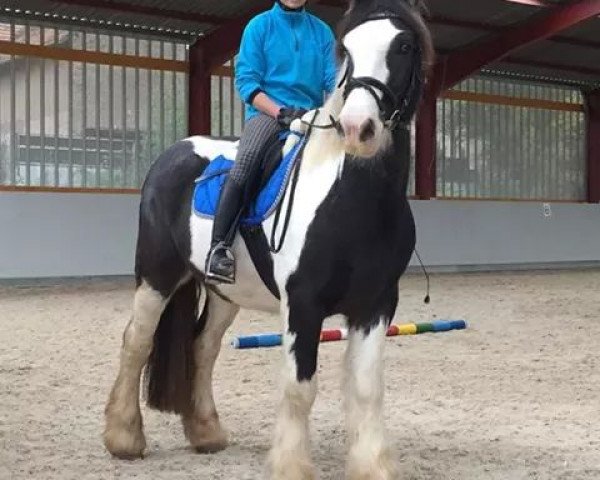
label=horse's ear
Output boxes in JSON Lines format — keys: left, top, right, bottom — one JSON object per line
{"left": 343, "top": 0, "right": 356, "bottom": 15}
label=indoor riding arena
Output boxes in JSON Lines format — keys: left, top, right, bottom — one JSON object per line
{"left": 1, "top": 1, "right": 600, "bottom": 479}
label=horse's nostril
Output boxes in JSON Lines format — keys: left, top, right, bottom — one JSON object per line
{"left": 359, "top": 119, "right": 376, "bottom": 142}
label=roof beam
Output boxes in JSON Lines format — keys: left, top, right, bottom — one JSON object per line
{"left": 51, "top": 0, "right": 230, "bottom": 25}
{"left": 194, "top": 2, "right": 272, "bottom": 70}
{"left": 502, "top": 57, "right": 600, "bottom": 78}
{"left": 311, "top": 4, "right": 600, "bottom": 51}
{"left": 430, "top": 15, "right": 600, "bottom": 51}
{"left": 437, "top": 46, "right": 600, "bottom": 83}
{"left": 195, "top": 0, "right": 334, "bottom": 70}
{"left": 436, "top": 0, "right": 600, "bottom": 92}
{"left": 188, "top": 1, "right": 272, "bottom": 136}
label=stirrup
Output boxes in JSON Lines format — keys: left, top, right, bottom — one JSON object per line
{"left": 205, "top": 242, "right": 236, "bottom": 285}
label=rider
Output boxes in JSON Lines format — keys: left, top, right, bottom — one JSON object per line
{"left": 206, "top": 0, "right": 337, "bottom": 284}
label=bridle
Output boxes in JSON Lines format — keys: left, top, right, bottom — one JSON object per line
{"left": 300, "top": 10, "right": 421, "bottom": 133}
{"left": 339, "top": 11, "right": 422, "bottom": 132}
{"left": 273, "top": 10, "right": 422, "bottom": 256}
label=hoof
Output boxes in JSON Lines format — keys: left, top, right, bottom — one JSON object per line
{"left": 194, "top": 439, "right": 228, "bottom": 454}
{"left": 183, "top": 413, "right": 229, "bottom": 454}
{"left": 269, "top": 449, "right": 316, "bottom": 480}
{"left": 346, "top": 449, "right": 398, "bottom": 480}
{"left": 103, "top": 424, "right": 146, "bottom": 460}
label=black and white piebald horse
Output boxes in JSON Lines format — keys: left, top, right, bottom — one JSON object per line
{"left": 103, "top": 0, "right": 433, "bottom": 478}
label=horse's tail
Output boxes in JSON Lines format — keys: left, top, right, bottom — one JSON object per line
{"left": 144, "top": 278, "right": 207, "bottom": 414}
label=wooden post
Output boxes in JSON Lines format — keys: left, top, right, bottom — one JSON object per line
{"left": 415, "top": 85, "right": 438, "bottom": 200}
{"left": 188, "top": 40, "right": 211, "bottom": 136}
{"left": 586, "top": 90, "right": 600, "bottom": 203}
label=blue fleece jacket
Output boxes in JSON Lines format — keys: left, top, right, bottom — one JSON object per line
{"left": 235, "top": 2, "right": 337, "bottom": 121}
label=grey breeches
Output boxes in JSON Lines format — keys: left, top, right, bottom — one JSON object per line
{"left": 229, "top": 113, "right": 281, "bottom": 186}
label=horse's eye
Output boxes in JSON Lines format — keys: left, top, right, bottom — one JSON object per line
{"left": 397, "top": 43, "right": 411, "bottom": 55}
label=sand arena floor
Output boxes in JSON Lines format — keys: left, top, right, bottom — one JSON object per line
{"left": 1, "top": 270, "right": 600, "bottom": 479}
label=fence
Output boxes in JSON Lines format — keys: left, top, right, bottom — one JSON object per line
{"left": 0, "top": 26, "right": 587, "bottom": 202}
{"left": 0, "top": 17, "right": 188, "bottom": 189}
{"left": 211, "top": 67, "right": 586, "bottom": 202}
{"left": 438, "top": 76, "right": 586, "bottom": 201}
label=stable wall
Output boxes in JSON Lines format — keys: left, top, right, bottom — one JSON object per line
{"left": 0, "top": 192, "right": 139, "bottom": 279}
{"left": 1, "top": 192, "right": 599, "bottom": 280}
{"left": 410, "top": 200, "right": 600, "bottom": 270}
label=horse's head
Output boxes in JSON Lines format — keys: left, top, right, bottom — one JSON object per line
{"left": 336, "top": 0, "right": 433, "bottom": 158}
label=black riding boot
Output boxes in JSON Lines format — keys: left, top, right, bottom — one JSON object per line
{"left": 205, "top": 178, "right": 244, "bottom": 285}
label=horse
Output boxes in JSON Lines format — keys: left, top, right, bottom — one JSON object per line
{"left": 103, "top": 0, "right": 433, "bottom": 478}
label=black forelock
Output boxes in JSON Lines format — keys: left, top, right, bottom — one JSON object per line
{"left": 337, "top": 0, "right": 414, "bottom": 37}
{"left": 336, "top": 0, "right": 434, "bottom": 70}
{"left": 336, "top": 0, "right": 415, "bottom": 57}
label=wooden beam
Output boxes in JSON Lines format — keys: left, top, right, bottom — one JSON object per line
{"left": 436, "top": 196, "right": 583, "bottom": 204}
{"left": 415, "top": 82, "right": 438, "bottom": 200}
{"left": 437, "top": 0, "right": 600, "bottom": 92}
{"left": 430, "top": 15, "right": 600, "bottom": 51}
{"left": 188, "top": 1, "right": 336, "bottom": 136}
{"left": 212, "top": 65, "right": 233, "bottom": 77}
{"left": 585, "top": 90, "right": 600, "bottom": 203}
{"left": 501, "top": 57, "right": 600, "bottom": 78}
{"left": 0, "top": 185, "right": 140, "bottom": 194}
{"left": 196, "top": 0, "right": 330, "bottom": 70}
{"left": 50, "top": 0, "right": 229, "bottom": 25}
{"left": 441, "top": 90, "right": 584, "bottom": 112}
{"left": 0, "top": 40, "right": 187, "bottom": 71}
{"left": 189, "top": 41, "right": 211, "bottom": 136}
{"left": 194, "top": 2, "right": 272, "bottom": 71}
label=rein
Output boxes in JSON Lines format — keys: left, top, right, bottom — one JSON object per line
{"left": 269, "top": 110, "right": 319, "bottom": 253}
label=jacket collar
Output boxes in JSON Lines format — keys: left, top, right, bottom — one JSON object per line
{"left": 273, "top": 2, "right": 306, "bottom": 17}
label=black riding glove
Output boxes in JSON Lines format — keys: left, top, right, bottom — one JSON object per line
{"left": 277, "top": 107, "right": 307, "bottom": 129}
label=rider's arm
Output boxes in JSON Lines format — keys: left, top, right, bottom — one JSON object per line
{"left": 251, "top": 92, "right": 282, "bottom": 118}
{"left": 322, "top": 28, "right": 337, "bottom": 97}
{"left": 235, "top": 17, "right": 282, "bottom": 119}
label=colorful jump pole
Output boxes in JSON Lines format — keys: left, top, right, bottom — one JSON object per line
{"left": 231, "top": 320, "right": 466, "bottom": 349}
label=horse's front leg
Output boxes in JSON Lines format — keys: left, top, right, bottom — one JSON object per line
{"left": 344, "top": 318, "right": 397, "bottom": 480}
{"left": 269, "top": 294, "right": 324, "bottom": 480}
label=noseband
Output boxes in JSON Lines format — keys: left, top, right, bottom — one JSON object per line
{"left": 337, "top": 11, "right": 421, "bottom": 131}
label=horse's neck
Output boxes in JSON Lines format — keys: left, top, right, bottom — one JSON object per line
{"left": 382, "top": 128, "right": 412, "bottom": 197}
{"left": 302, "top": 91, "right": 345, "bottom": 167}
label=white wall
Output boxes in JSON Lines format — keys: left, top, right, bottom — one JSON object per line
{"left": 1, "top": 193, "right": 599, "bottom": 280}
{"left": 0, "top": 192, "right": 139, "bottom": 279}
{"left": 410, "top": 200, "right": 600, "bottom": 270}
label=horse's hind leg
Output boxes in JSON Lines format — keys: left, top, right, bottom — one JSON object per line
{"left": 182, "top": 289, "right": 239, "bottom": 453}
{"left": 103, "top": 280, "right": 170, "bottom": 458}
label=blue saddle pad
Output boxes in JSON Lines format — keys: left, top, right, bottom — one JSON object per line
{"left": 192, "top": 136, "right": 304, "bottom": 226}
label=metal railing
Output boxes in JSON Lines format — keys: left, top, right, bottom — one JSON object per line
{"left": 0, "top": 17, "right": 188, "bottom": 189}
{"left": 437, "top": 76, "right": 586, "bottom": 201}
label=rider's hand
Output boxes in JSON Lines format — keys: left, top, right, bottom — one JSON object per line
{"left": 277, "top": 107, "right": 308, "bottom": 129}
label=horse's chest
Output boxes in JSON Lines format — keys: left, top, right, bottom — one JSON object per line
{"left": 287, "top": 172, "right": 415, "bottom": 315}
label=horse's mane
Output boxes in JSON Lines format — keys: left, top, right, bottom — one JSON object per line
{"left": 336, "top": 0, "right": 435, "bottom": 73}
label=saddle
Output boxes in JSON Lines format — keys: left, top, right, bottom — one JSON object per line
{"left": 193, "top": 130, "right": 304, "bottom": 226}
{"left": 192, "top": 129, "right": 306, "bottom": 298}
